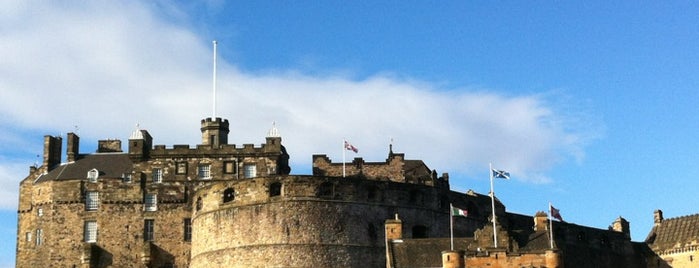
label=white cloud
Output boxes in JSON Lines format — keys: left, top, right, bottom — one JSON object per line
{"left": 0, "top": 1, "right": 601, "bottom": 210}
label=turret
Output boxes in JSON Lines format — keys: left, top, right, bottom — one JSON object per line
{"left": 129, "top": 126, "right": 152, "bottom": 161}
{"left": 201, "top": 117, "right": 229, "bottom": 147}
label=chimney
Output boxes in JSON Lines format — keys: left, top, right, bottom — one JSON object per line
{"left": 43, "top": 135, "right": 62, "bottom": 171}
{"left": 97, "top": 140, "right": 122, "bottom": 153}
{"left": 612, "top": 216, "right": 630, "bottom": 239}
{"left": 534, "top": 211, "right": 549, "bottom": 231}
{"left": 67, "top": 132, "right": 80, "bottom": 162}
{"left": 654, "top": 209, "right": 663, "bottom": 225}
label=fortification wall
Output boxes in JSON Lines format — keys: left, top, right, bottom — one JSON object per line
{"left": 190, "top": 175, "right": 451, "bottom": 267}
{"left": 312, "top": 154, "right": 406, "bottom": 182}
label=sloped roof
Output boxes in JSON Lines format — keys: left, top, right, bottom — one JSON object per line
{"left": 35, "top": 153, "right": 132, "bottom": 183}
{"left": 646, "top": 213, "right": 699, "bottom": 252}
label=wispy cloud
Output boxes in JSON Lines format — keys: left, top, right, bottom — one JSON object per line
{"left": 0, "top": 1, "right": 601, "bottom": 210}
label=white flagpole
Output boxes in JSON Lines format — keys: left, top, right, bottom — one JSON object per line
{"left": 490, "top": 162, "right": 498, "bottom": 248}
{"left": 342, "top": 140, "right": 346, "bottom": 178}
{"left": 212, "top": 40, "right": 217, "bottom": 119}
{"left": 450, "top": 203, "right": 454, "bottom": 250}
{"left": 549, "top": 202, "right": 555, "bottom": 249}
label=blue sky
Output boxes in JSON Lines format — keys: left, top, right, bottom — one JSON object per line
{"left": 2, "top": 1, "right": 699, "bottom": 266}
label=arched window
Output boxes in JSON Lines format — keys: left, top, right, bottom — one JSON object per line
{"left": 412, "top": 225, "right": 428, "bottom": 238}
{"left": 223, "top": 188, "right": 235, "bottom": 203}
{"left": 269, "top": 182, "right": 282, "bottom": 197}
{"left": 317, "top": 182, "right": 333, "bottom": 198}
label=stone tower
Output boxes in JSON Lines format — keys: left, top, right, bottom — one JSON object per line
{"left": 200, "top": 117, "right": 229, "bottom": 147}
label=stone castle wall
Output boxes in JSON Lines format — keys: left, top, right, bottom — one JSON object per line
{"left": 190, "top": 175, "right": 452, "bottom": 267}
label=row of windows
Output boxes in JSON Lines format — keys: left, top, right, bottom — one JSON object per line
{"left": 68, "top": 219, "right": 193, "bottom": 244}
{"left": 85, "top": 192, "right": 157, "bottom": 212}
{"left": 86, "top": 161, "right": 258, "bottom": 184}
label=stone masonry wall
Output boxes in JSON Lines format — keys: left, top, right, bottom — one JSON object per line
{"left": 190, "top": 175, "right": 450, "bottom": 268}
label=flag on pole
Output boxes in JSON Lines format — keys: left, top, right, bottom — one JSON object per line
{"left": 451, "top": 206, "right": 468, "bottom": 217}
{"left": 344, "top": 140, "right": 358, "bottom": 153}
{"left": 492, "top": 169, "right": 510, "bottom": 179}
{"left": 550, "top": 205, "right": 564, "bottom": 222}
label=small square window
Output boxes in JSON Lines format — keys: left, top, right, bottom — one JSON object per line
{"left": 144, "top": 193, "right": 157, "bottom": 211}
{"left": 198, "top": 165, "right": 211, "bottom": 179}
{"left": 86, "top": 192, "right": 99, "bottom": 211}
{"left": 224, "top": 161, "right": 237, "bottom": 174}
{"left": 37, "top": 208, "right": 43, "bottom": 217}
{"left": 176, "top": 162, "right": 188, "bottom": 175}
{"left": 152, "top": 168, "right": 163, "bottom": 183}
{"left": 244, "top": 164, "right": 256, "bottom": 178}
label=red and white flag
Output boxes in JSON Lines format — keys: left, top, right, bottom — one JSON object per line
{"left": 550, "top": 205, "right": 564, "bottom": 222}
{"left": 344, "top": 140, "right": 358, "bottom": 153}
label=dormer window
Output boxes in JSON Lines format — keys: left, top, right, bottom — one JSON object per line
{"left": 87, "top": 169, "right": 99, "bottom": 182}
{"left": 122, "top": 173, "right": 132, "bottom": 183}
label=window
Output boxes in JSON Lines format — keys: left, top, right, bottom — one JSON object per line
{"left": 317, "top": 182, "right": 333, "bottom": 198}
{"left": 176, "top": 162, "right": 188, "bottom": 175}
{"left": 84, "top": 221, "right": 97, "bottom": 243}
{"left": 183, "top": 218, "right": 192, "bottom": 242}
{"left": 35, "top": 229, "right": 43, "bottom": 246}
{"left": 25, "top": 232, "right": 31, "bottom": 242}
{"left": 198, "top": 164, "right": 211, "bottom": 179}
{"left": 195, "top": 197, "right": 202, "bottom": 211}
{"left": 223, "top": 188, "right": 235, "bottom": 203}
{"left": 244, "top": 164, "right": 256, "bottom": 178}
{"left": 122, "top": 173, "right": 132, "bottom": 183}
{"left": 152, "top": 168, "right": 162, "bottom": 183}
{"left": 144, "top": 193, "right": 157, "bottom": 211}
{"left": 37, "top": 208, "right": 43, "bottom": 217}
{"left": 144, "top": 219, "right": 155, "bottom": 241}
{"left": 86, "top": 192, "right": 99, "bottom": 211}
{"left": 87, "top": 168, "right": 99, "bottom": 182}
{"left": 224, "top": 161, "right": 237, "bottom": 174}
{"left": 269, "top": 182, "right": 282, "bottom": 197}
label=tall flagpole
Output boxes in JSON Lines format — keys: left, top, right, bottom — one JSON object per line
{"left": 549, "top": 202, "right": 555, "bottom": 249}
{"left": 212, "top": 40, "right": 218, "bottom": 119}
{"left": 490, "top": 162, "right": 498, "bottom": 248}
{"left": 342, "top": 140, "right": 346, "bottom": 177}
{"left": 450, "top": 203, "right": 454, "bottom": 250}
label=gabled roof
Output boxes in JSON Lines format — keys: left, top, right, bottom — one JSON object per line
{"left": 35, "top": 153, "right": 132, "bottom": 183}
{"left": 646, "top": 213, "right": 699, "bottom": 252}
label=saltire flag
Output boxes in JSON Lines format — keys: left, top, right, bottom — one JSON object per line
{"left": 344, "top": 140, "right": 358, "bottom": 153}
{"left": 492, "top": 169, "right": 510, "bottom": 179}
{"left": 451, "top": 206, "right": 468, "bottom": 217}
{"left": 550, "top": 205, "right": 564, "bottom": 222}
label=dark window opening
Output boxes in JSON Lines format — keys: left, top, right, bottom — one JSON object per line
{"left": 195, "top": 197, "right": 202, "bottom": 211}
{"left": 269, "top": 182, "right": 282, "bottom": 197}
{"left": 317, "top": 182, "right": 333, "bottom": 198}
{"left": 223, "top": 188, "right": 235, "bottom": 203}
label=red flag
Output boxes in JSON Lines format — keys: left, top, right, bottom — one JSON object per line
{"left": 344, "top": 140, "right": 358, "bottom": 153}
{"left": 551, "top": 205, "right": 564, "bottom": 222}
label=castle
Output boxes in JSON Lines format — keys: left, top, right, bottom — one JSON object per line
{"left": 15, "top": 116, "right": 675, "bottom": 267}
